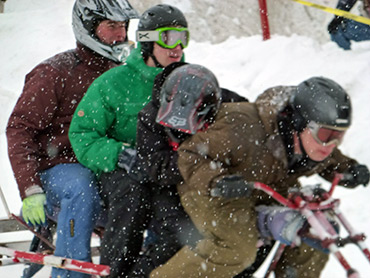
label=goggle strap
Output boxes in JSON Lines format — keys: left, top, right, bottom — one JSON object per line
{"left": 136, "top": 30, "right": 159, "bottom": 42}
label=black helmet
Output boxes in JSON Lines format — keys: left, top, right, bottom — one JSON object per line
{"left": 289, "top": 77, "right": 352, "bottom": 132}
{"left": 72, "top": 0, "right": 139, "bottom": 63}
{"left": 156, "top": 64, "right": 222, "bottom": 134}
{"left": 136, "top": 4, "right": 188, "bottom": 55}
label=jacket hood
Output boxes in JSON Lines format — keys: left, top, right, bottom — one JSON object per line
{"left": 255, "top": 85, "right": 297, "bottom": 135}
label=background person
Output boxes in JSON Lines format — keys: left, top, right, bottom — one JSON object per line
{"left": 328, "top": 0, "right": 370, "bottom": 50}
{"left": 68, "top": 4, "right": 190, "bottom": 277}
{"left": 6, "top": 0, "right": 139, "bottom": 277}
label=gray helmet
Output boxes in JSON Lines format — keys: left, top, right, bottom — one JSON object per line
{"left": 72, "top": 0, "right": 139, "bottom": 63}
{"left": 156, "top": 63, "right": 222, "bottom": 134}
{"left": 290, "top": 76, "right": 352, "bottom": 132}
{"left": 137, "top": 4, "right": 188, "bottom": 55}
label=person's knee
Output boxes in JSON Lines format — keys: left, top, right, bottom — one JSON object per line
{"left": 330, "top": 32, "right": 351, "bottom": 50}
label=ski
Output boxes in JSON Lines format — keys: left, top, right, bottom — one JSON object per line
{"left": 0, "top": 246, "right": 110, "bottom": 276}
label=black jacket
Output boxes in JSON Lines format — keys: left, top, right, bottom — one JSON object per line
{"left": 136, "top": 76, "right": 248, "bottom": 189}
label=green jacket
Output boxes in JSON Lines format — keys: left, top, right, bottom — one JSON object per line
{"left": 69, "top": 46, "right": 163, "bottom": 174}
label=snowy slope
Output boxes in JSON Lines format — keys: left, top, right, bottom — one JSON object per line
{"left": 1, "top": 0, "right": 370, "bottom": 277}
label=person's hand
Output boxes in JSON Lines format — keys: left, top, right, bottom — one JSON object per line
{"left": 210, "top": 175, "right": 254, "bottom": 198}
{"left": 22, "top": 194, "right": 46, "bottom": 226}
{"left": 328, "top": 16, "right": 346, "bottom": 34}
{"left": 340, "top": 164, "right": 370, "bottom": 188}
{"left": 117, "top": 148, "right": 137, "bottom": 172}
{"left": 256, "top": 206, "right": 306, "bottom": 246}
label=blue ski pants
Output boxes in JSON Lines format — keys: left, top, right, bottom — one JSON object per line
{"left": 40, "top": 163, "right": 101, "bottom": 278}
{"left": 330, "top": 19, "right": 370, "bottom": 50}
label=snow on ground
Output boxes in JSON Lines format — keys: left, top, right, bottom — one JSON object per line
{"left": 1, "top": 0, "right": 370, "bottom": 277}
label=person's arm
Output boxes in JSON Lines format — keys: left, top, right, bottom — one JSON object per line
{"left": 6, "top": 65, "right": 61, "bottom": 200}
{"left": 318, "top": 148, "right": 369, "bottom": 188}
{"left": 336, "top": 0, "right": 358, "bottom": 11}
{"left": 69, "top": 79, "right": 124, "bottom": 174}
{"left": 136, "top": 105, "right": 182, "bottom": 186}
{"left": 177, "top": 108, "right": 254, "bottom": 195}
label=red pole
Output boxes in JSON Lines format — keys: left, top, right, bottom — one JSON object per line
{"left": 258, "top": 0, "right": 271, "bottom": 40}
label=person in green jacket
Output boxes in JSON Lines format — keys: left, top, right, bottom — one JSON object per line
{"left": 69, "top": 4, "right": 189, "bottom": 277}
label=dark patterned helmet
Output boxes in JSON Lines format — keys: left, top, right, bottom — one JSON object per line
{"left": 156, "top": 63, "right": 222, "bottom": 134}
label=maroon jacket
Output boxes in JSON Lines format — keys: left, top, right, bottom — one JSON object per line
{"left": 6, "top": 44, "right": 118, "bottom": 200}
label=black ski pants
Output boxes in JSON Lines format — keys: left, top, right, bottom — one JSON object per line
{"left": 128, "top": 185, "right": 272, "bottom": 278}
{"left": 99, "top": 169, "right": 152, "bottom": 278}
{"left": 128, "top": 185, "right": 202, "bottom": 277}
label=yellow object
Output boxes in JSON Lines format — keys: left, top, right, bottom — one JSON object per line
{"left": 292, "top": 0, "right": 370, "bottom": 25}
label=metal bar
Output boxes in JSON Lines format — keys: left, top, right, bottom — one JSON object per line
{"left": 0, "top": 185, "right": 11, "bottom": 218}
{"left": 0, "top": 246, "right": 110, "bottom": 276}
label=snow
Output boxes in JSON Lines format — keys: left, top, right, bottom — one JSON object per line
{"left": 1, "top": 0, "right": 370, "bottom": 277}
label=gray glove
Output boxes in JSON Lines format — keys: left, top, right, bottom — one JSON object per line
{"left": 210, "top": 175, "right": 254, "bottom": 198}
{"left": 117, "top": 148, "right": 137, "bottom": 172}
{"left": 256, "top": 205, "right": 306, "bottom": 246}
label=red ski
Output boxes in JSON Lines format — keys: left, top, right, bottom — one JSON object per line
{"left": 0, "top": 246, "right": 110, "bottom": 276}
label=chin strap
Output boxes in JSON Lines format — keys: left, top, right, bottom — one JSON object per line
{"left": 291, "top": 132, "right": 318, "bottom": 171}
{"left": 149, "top": 53, "right": 164, "bottom": 68}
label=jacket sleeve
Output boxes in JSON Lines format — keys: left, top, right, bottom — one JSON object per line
{"left": 177, "top": 110, "right": 252, "bottom": 195}
{"left": 6, "top": 65, "right": 62, "bottom": 200}
{"left": 318, "top": 148, "right": 359, "bottom": 183}
{"left": 136, "top": 107, "right": 182, "bottom": 186}
{"left": 336, "top": 0, "right": 357, "bottom": 11}
{"left": 69, "top": 80, "right": 124, "bottom": 174}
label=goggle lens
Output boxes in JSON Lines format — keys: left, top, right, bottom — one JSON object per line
{"left": 316, "top": 128, "right": 345, "bottom": 144}
{"left": 158, "top": 28, "right": 189, "bottom": 49}
{"left": 308, "top": 122, "right": 346, "bottom": 145}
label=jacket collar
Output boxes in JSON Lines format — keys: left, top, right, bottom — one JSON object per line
{"left": 255, "top": 86, "right": 297, "bottom": 168}
{"left": 75, "top": 43, "right": 118, "bottom": 71}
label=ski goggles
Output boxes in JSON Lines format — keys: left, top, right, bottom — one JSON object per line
{"left": 136, "top": 27, "right": 189, "bottom": 49}
{"left": 307, "top": 121, "right": 347, "bottom": 146}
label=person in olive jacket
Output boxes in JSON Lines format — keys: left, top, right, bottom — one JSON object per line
{"left": 150, "top": 77, "right": 370, "bottom": 278}
{"left": 69, "top": 4, "right": 190, "bottom": 277}
{"left": 6, "top": 1, "right": 138, "bottom": 278}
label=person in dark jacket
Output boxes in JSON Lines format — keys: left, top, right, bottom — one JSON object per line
{"left": 6, "top": 1, "right": 139, "bottom": 277}
{"left": 150, "top": 77, "right": 369, "bottom": 278}
{"left": 328, "top": 0, "right": 370, "bottom": 50}
{"left": 127, "top": 62, "right": 273, "bottom": 278}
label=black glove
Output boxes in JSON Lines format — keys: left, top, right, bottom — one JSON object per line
{"left": 210, "top": 175, "right": 254, "bottom": 198}
{"left": 340, "top": 164, "right": 370, "bottom": 188}
{"left": 117, "top": 148, "right": 137, "bottom": 172}
{"left": 328, "top": 16, "right": 346, "bottom": 34}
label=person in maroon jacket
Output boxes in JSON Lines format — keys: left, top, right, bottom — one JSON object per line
{"left": 6, "top": 1, "right": 138, "bottom": 277}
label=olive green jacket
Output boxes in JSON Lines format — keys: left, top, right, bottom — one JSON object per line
{"left": 178, "top": 85, "right": 357, "bottom": 202}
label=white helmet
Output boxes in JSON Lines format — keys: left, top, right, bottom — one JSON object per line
{"left": 72, "top": 0, "right": 139, "bottom": 63}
